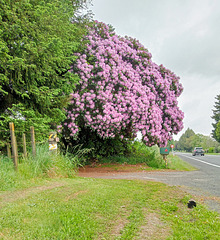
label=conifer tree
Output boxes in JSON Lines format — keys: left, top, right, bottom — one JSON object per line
{"left": 212, "top": 94, "right": 220, "bottom": 142}
{"left": 0, "top": 0, "right": 89, "bottom": 147}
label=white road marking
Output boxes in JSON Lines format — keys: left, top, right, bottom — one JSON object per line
{"left": 178, "top": 154, "right": 220, "bottom": 168}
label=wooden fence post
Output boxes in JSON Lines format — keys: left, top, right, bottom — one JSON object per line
{"left": 30, "top": 126, "right": 36, "bottom": 156}
{"left": 9, "top": 122, "right": 18, "bottom": 169}
{"left": 7, "top": 143, "right": 11, "bottom": 159}
{"left": 22, "top": 133, "right": 27, "bottom": 158}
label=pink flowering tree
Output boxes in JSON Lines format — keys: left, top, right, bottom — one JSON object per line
{"left": 60, "top": 21, "right": 184, "bottom": 154}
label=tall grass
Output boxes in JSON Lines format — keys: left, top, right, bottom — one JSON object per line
{"left": 97, "top": 141, "right": 195, "bottom": 171}
{"left": 131, "top": 141, "right": 166, "bottom": 168}
{"left": 0, "top": 144, "right": 87, "bottom": 191}
{"left": 0, "top": 155, "right": 18, "bottom": 191}
{"left": 99, "top": 141, "right": 167, "bottom": 168}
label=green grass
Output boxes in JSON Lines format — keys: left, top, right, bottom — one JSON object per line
{"left": 166, "top": 154, "right": 197, "bottom": 171}
{"left": 205, "top": 153, "right": 220, "bottom": 155}
{"left": 0, "top": 143, "right": 219, "bottom": 239}
{"left": 0, "top": 142, "right": 195, "bottom": 193}
{"left": 0, "top": 178, "right": 219, "bottom": 239}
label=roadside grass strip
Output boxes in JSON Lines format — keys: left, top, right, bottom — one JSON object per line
{"left": 0, "top": 178, "right": 219, "bottom": 239}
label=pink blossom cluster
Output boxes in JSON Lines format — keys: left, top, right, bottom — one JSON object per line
{"left": 63, "top": 21, "right": 184, "bottom": 146}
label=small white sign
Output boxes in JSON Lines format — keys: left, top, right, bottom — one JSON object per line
{"left": 49, "top": 143, "right": 57, "bottom": 150}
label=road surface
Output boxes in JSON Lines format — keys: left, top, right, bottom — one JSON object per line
{"left": 175, "top": 153, "right": 220, "bottom": 196}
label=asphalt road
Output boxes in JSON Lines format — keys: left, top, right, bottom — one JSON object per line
{"left": 175, "top": 152, "right": 220, "bottom": 197}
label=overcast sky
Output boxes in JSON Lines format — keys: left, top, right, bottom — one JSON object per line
{"left": 88, "top": 0, "right": 220, "bottom": 140}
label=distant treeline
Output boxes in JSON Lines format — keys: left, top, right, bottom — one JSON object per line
{"left": 174, "top": 128, "right": 220, "bottom": 153}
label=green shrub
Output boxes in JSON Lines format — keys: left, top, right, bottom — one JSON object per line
{"left": 208, "top": 147, "right": 215, "bottom": 153}
{"left": 216, "top": 146, "right": 220, "bottom": 153}
{"left": 61, "top": 127, "right": 135, "bottom": 159}
{"left": 98, "top": 141, "right": 166, "bottom": 169}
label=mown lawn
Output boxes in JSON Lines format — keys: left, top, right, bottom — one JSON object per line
{"left": 0, "top": 177, "right": 219, "bottom": 240}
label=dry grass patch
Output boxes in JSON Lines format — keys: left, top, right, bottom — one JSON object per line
{"left": 64, "top": 190, "right": 88, "bottom": 201}
{"left": 110, "top": 217, "right": 130, "bottom": 239}
{"left": 137, "top": 211, "right": 171, "bottom": 240}
{"left": 110, "top": 205, "right": 131, "bottom": 238}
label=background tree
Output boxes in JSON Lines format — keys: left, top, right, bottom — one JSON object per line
{"left": 215, "top": 121, "right": 220, "bottom": 143}
{"left": 175, "top": 128, "right": 220, "bottom": 153}
{"left": 60, "top": 21, "right": 184, "bottom": 156}
{"left": 175, "top": 128, "right": 195, "bottom": 152}
{"left": 190, "top": 134, "right": 203, "bottom": 149}
{"left": 0, "top": 0, "right": 90, "bottom": 147}
{"left": 212, "top": 94, "right": 220, "bottom": 142}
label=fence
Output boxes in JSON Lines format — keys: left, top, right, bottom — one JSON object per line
{"left": 5, "top": 122, "right": 37, "bottom": 170}
{"left": 0, "top": 122, "right": 55, "bottom": 170}
{"left": 0, "top": 122, "right": 59, "bottom": 170}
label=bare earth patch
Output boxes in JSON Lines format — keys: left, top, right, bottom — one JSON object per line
{"left": 110, "top": 205, "right": 130, "bottom": 238}
{"left": 64, "top": 190, "right": 88, "bottom": 202}
{"left": 137, "top": 212, "right": 171, "bottom": 240}
{"left": 77, "top": 163, "right": 172, "bottom": 178}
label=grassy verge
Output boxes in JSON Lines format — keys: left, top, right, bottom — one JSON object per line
{"left": 166, "top": 154, "right": 197, "bottom": 171}
{"left": 0, "top": 144, "right": 84, "bottom": 191}
{"left": 205, "top": 153, "right": 220, "bottom": 155}
{"left": 97, "top": 143, "right": 195, "bottom": 171}
{"left": 0, "top": 177, "right": 219, "bottom": 239}
{"left": 0, "top": 142, "right": 195, "bottom": 193}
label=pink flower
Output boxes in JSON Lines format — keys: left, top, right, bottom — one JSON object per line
{"left": 62, "top": 21, "right": 184, "bottom": 147}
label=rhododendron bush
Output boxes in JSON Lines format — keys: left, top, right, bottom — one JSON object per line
{"left": 60, "top": 21, "right": 184, "bottom": 148}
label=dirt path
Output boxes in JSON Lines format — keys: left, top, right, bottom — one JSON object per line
{"left": 0, "top": 181, "right": 66, "bottom": 208}
{"left": 77, "top": 163, "right": 175, "bottom": 177}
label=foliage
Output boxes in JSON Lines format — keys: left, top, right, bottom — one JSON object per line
{"left": 208, "top": 147, "right": 215, "bottom": 153}
{"left": 93, "top": 141, "right": 194, "bottom": 170}
{"left": 0, "top": 0, "right": 90, "bottom": 146}
{"left": 212, "top": 94, "right": 220, "bottom": 142}
{"left": 60, "top": 125, "right": 131, "bottom": 159}
{"left": 129, "top": 142, "right": 166, "bottom": 168}
{"left": 0, "top": 104, "right": 51, "bottom": 149}
{"left": 60, "top": 21, "right": 184, "bottom": 151}
{"left": 175, "top": 128, "right": 220, "bottom": 152}
{"left": 215, "top": 120, "right": 220, "bottom": 142}
{"left": 97, "top": 141, "right": 166, "bottom": 168}
{"left": 175, "top": 128, "right": 195, "bottom": 152}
